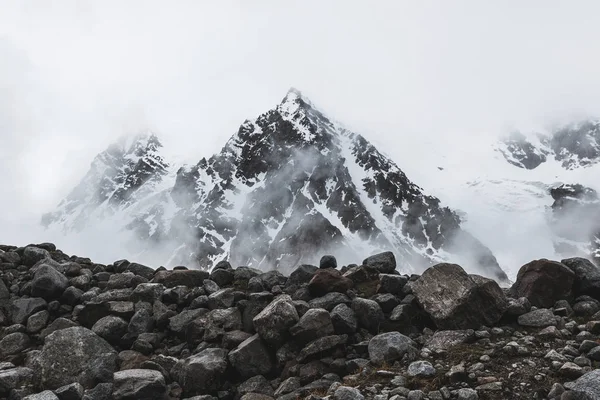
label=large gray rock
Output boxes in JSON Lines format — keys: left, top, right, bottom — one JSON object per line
{"left": 297, "top": 334, "right": 347, "bottom": 362}
{"left": 308, "top": 293, "right": 350, "bottom": 311}
{"left": 112, "top": 369, "right": 167, "bottom": 400}
{"left": 330, "top": 303, "right": 358, "bottom": 334}
{"left": 351, "top": 297, "right": 384, "bottom": 333}
{"left": 152, "top": 270, "right": 209, "bottom": 288}
{"left": 562, "top": 257, "right": 600, "bottom": 300}
{"left": 253, "top": 295, "right": 299, "bottom": 347}
{"left": 38, "top": 327, "right": 117, "bottom": 390}
{"left": 363, "top": 251, "right": 396, "bottom": 273}
{"left": 0, "top": 332, "right": 30, "bottom": 356}
{"left": 289, "top": 308, "right": 334, "bottom": 344}
{"left": 23, "top": 391, "right": 59, "bottom": 400}
{"left": 31, "top": 264, "right": 69, "bottom": 300}
{"left": 22, "top": 246, "right": 50, "bottom": 267}
{"left": 517, "top": 308, "right": 557, "bottom": 327}
{"left": 333, "top": 385, "right": 365, "bottom": 400}
{"left": 54, "top": 382, "right": 84, "bottom": 400}
{"left": 425, "top": 330, "right": 474, "bottom": 351}
{"left": 0, "top": 367, "right": 34, "bottom": 395}
{"left": 510, "top": 259, "right": 575, "bottom": 308}
{"left": 172, "top": 348, "right": 228, "bottom": 396}
{"left": 11, "top": 298, "right": 47, "bottom": 325}
{"left": 228, "top": 334, "right": 273, "bottom": 378}
{"left": 564, "top": 370, "right": 600, "bottom": 399}
{"left": 92, "top": 316, "right": 129, "bottom": 344}
{"left": 368, "top": 332, "right": 416, "bottom": 366}
{"left": 412, "top": 264, "right": 507, "bottom": 329}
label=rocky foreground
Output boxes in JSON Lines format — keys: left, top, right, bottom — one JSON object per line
{"left": 1, "top": 245, "right": 600, "bottom": 400}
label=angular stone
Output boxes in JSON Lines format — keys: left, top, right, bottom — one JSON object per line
{"left": 517, "top": 308, "right": 556, "bottom": 327}
{"left": 351, "top": 297, "right": 384, "bottom": 333}
{"left": 425, "top": 330, "right": 474, "bottom": 351}
{"left": 510, "top": 259, "right": 575, "bottom": 308}
{"left": 31, "top": 264, "right": 69, "bottom": 300}
{"left": 330, "top": 303, "right": 357, "bottom": 334}
{"left": 0, "top": 332, "right": 30, "bottom": 356}
{"left": 368, "top": 332, "right": 416, "bottom": 366}
{"left": 407, "top": 361, "right": 436, "bottom": 377}
{"left": 228, "top": 334, "right": 273, "bottom": 379}
{"left": 172, "top": 348, "right": 228, "bottom": 396}
{"left": 253, "top": 295, "right": 299, "bottom": 347}
{"left": 10, "top": 298, "right": 47, "bottom": 325}
{"left": 562, "top": 257, "right": 600, "bottom": 300}
{"left": 308, "top": 269, "right": 353, "bottom": 297}
{"left": 38, "top": 327, "right": 117, "bottom": 390}
{"left": 290, "top": 308, "right": 334, "bottom": 344}
{"left": 363, "top": 251, "right": 396, "bottom": 273}
{"left": 412, "top": 264, "right": 507, "bottom": 329}
{"left": 112, "top": 369, "right": 166, "bottom": 400}
{"left": 152, "top": 270, "right": 209, "bottom": 288}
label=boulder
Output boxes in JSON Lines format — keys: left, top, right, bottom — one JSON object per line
{"left": 297, "top": 334, "right": 347, "bottom": 362}
{"left": 363, "top": 251, "right": 396, "bottom": 273}
{"left": 330, "top": 303, "right": 358, "bottom": 334}
{"left": 152, "top": 270, "right": 209, "bottom": 288}
{"left": 368, "top": 332, "right": 416, "bottom": 366}
{"left": 0, "top": 367, "right": 34, "bottom": 395}
{"left": 517, "top": 308, "right": 557, "bottom": 327}
{"left": 22, "top": 246, "right": 50, "bottom": 267}
{"left": 92, "top": 316, "right": 129, "bottom": 344}
{"left": 23, "top": 391, "right": 59, "bottom": 400}
{"left": 286, "top": 265, "right": 318, "bottom": 287}
{"left": 228, "top": 334, "right": 273, "bottom": 378}
{"left": 425, "top": 330, "right": 474, "bottom": 351}
{"left": 54, "top": 382, "right": 84, "bottom": 400}
{"left": 308, "top": 292, "right": 350, "bottom": 311}
{"left": 319, "top": 255, "right": 337, "bottom": 269}
{"left": 351, "top": 298, "right": 384, "bottom": 332}
{"left": 112, "top": 369, "right": 167, "bottom": 400}
{"left": 290, "top": 308, "right": 334, "bottom": 344}
{"left": 172, "top": 348, "right": 228, "bottom": 396}
{"left": 412, "top": 264, "right": 507, "bottom": 329}
{"left": 0, "top": 332, "right": 30, "bottom": 356}
{"left": 333, "top": 386, "right": 364, "bottom": 400}
{"left": 407, "top": 361, "right": 436, "bottom": 377}
{"left": 253, "top": 295, "right": 299, "bottom": 347}
{"left": 510, "top": 259, "right": 575, "bottom": 308}
{"left": 377, "top": 274, "right": 408, "bottom": 295}
{"left": 10, "top": 298, "right": 47, "bottom": 325}
{"left": 31, "top": 264, "right": 69, "bottom": 300}
{"left": 562, "top": 257, "right": 600, "bottom": 300}
{"left": 308, "top": 269, "right": 353, "bottom": 297}
{"left": 38, "top": 327, "right": 117, "bottom": 390}
{"left": 564, "top": 370, "right": 600, "bottom": 399}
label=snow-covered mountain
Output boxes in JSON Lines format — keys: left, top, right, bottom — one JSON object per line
{"left": 43, "top": 89, "right": 508, "bottom": 281}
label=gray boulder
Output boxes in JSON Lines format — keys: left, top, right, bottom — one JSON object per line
{"left": 407, "top": 361, "right": 436, "bottom": 377}
{"left": 228, "top": 334, "right": 273, "bottom": 378}
{"left": 23, "top": 391, "right": 59, "bottom": 400}
{"left": 517, "top": 308, "right": 557, "bottom": 327}
{"left": 112, "top": 369, "right": 167, "bottom": 400}
{"left": 92, "top": 316, "right": 129, "bottom": 344}
{"left": 368, "top": 332, "right": 416, "bottom": 366}
{"left": 333, "top": 386, "right": 364, "bottom": 400}
{"left": 0, "top": 332, "right": 30, "bottom": 356}
{"left": 11, "top": 298, "right": 47, "bottom": 325}
{"left": 54, "top": 382, "right": 84, "bottom": 400}
{"left": 172, "top": 348, "right": 228, "bottom": 396}
{"left": 412, "top": 264, "right": 507, "bottom": 329}
{"left": 510, "top": 259, "right": 575, "bottom": 308}
{"left": 38, "top": 327, "right": 117, "bottom": 390}
{"left": 22, "top": 246, "right": 50, "bottom": 267}
{"left": 351, "top": 297, "right": 384, "bottom": 333}
{"left": 289, "top": 308, "right": 334, "bottom": 344}
{"left": 0, "top": 367, "right": 34, "bottom": 395}
{"left": 253, "top": 295, "right": 299, "bottom": 347}
{"left": 31, "top": 264, "right": 69, "bottom": 300}
{"left": 363, "top": 251, "right": 396, "bottom": 273}
{"left": 562, "top": 257, "right": 600, "bottom": 300}
{"left": 330, "top": 304, "right": 358, "bottom": 334}
{"left": 564, "top": 370, "right": 600, "bottom": 399}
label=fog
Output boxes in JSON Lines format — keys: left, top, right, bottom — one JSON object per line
{"left": 3, "top": 1, "right": 600, "bottom": 276}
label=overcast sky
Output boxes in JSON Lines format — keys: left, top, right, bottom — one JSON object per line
{"left": 3, "top": 1, "right": 600, "bottom": 253}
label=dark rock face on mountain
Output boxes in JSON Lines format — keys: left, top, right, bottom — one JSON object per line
{"left": 0, "top": 244, "right": 599, "bottom": 399}
{"left": 43, "top": 89, "right": 506, "bottom": 280}
{"left": 547, "top": 184, "right": 600, "bottom": 264}
{"left": 498, "top": 120, "right": 600, "bottom": 170}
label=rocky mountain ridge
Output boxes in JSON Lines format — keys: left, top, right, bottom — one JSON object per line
{"left": 1, "top": 244, "right": 600, "bottom": 399}
{"left": 42, "top": 89, "right": 507, "bottom": 281}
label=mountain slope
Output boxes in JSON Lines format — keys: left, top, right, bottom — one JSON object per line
{"left": 43, "top": 89, "right": 507, "bottom": 281}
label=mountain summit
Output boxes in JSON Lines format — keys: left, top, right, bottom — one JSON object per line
{"left": 43, "top": 89, "right": 508, "bottom": 281}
